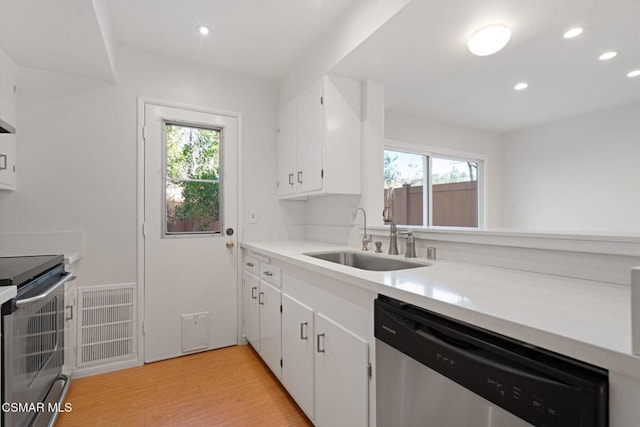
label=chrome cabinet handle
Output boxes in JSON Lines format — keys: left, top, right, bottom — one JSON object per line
{"left": 246, "top": 262, "right": 254, "bottom": 267}
{"left": 251, "top": 286, "right": 257, "bottom": 299}
{"left": 317, "top": 333, "right": 325, "bottom": 352}
{"left": 263, "top": 271, "right": 273, "bottom": 277}
{"left": 65, "top": 305, "right": 74, "bottom": 321}
{"left": 297, "top": 171, "right": 303, "bottom": 183}
{"left": 0, "top": 154, "right": 6, "bottom": 171}
{"left": 288, "top": 173, "right": 294, "bottom": 185}
{"left": 300, "top": 321, "right": 308, "bottom": 340}
{"left": 258, "top": 292, "right": 265, "bottom": 305}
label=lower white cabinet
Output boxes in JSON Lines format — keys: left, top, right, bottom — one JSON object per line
{"left": 314, "top": 313, "right": 369, "bottom": 427}
{"left": 243, "top": 269, "right": 260, "bottom": 351}
{"left": 259, "top": 280, "right": 282, "bottom": 379}
{"left": 243, "top": 257, "right": 282, "bottom": 379}
{"left": 244, "top": 252, "right": 371, "bottom": 426}
{"left": 282, "top": 294, "right": 314, "bottom": 419}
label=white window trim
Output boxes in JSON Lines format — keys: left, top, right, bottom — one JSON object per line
{"left": 384, "top": 138, "right": 488, "bottom": 228}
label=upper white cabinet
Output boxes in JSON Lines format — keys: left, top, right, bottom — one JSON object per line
{"left": 0, "top": 134, "right": 16, "bottom": 190}
{"left": 0, "top": 48, "right": 17, "bottom": 133}
{"left": 0, "top": 48, "right": 17, "bottom": 191}
{"left": 277, "top": 75, "right": 361, "bottom": 199}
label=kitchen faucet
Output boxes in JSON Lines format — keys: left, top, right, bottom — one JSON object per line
{"left": 383, "top": 189, "right": 399, "bottom": 255}
{"left": 353, "top": 208, "right": 372, "bottom": 251}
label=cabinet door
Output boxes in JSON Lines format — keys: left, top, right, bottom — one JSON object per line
{"left": 315, "top": 313, "right": 368, "bottom": 427}
{"left": 276, "top": 102, "right": 297, "bottom": 197}
{"left": 0, "top": 49, "right": 17, "bottom": 131}
{"left": 259, "top": 281, "right": 282, "bottom": 379}
{"left": 244, "top": 271, "right": 260, "bottom": 352}
{"left": 0, "top": 134, "right": 16, "bottom": 190}
{"left": 282, "top": 294, "right": 314, "bottom": 419}
{"left": 296, "top": 80, "right": 324, "bottom": 194}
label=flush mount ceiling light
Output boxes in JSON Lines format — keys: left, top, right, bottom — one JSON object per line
{"left": 197, "top": 25, "right": 211, "bottom": 36}
{"left": 467, "top": 24, "right": 512, "bottom": 56}
{"left": 563, "top": 27, "right": 584, "bottom": 39}
{"left": 598, "top": 51, "right": 618, "bottom": 61}
{"left": 514, "top": 82, "right": 529, "bottom": 91}
{"left": 627, "top": 70, "right": 640, "bottom": 78}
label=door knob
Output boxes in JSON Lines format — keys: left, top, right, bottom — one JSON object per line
{"left": 226, "top": 241, "right": 235, "bottom": 249}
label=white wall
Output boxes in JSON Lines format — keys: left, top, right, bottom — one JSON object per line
{"left": 384, "top": 109, "right": 504, "bottom": 228}
{"left": 502, "top": 103, "right": 640, "bottom": 233}
{"left": 279, "top": 0, "right": 409, "bottom": 106}
{"left": 0, "top": 45, "right": 305, "bottom": 286}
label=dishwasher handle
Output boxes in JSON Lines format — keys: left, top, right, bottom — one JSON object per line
{"left": 377, "top": 300, "right": 571, "bottom": 387}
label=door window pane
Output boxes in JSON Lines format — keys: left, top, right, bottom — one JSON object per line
{"left": 165, "top": 124, "right": 221, "bottom": 235}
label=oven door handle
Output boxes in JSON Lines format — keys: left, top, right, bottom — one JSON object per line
{"left": 15, "top": 273, "right": 75, "bottom": 307}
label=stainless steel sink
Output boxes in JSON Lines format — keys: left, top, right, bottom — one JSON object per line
{"left": 305, "top": 251, "right": 428, "bottom": 271}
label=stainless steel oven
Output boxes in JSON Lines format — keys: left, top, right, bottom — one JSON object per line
{"left": 1, "top": 255, "right": 74, "bottom": 427}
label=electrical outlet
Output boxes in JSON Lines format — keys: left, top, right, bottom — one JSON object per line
{"left": 249, "top": 210, "right": 258, "bottom": 224}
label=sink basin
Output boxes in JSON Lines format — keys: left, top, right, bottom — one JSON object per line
{"left": 305, "top": 251, "right": 428, "bottom": 271}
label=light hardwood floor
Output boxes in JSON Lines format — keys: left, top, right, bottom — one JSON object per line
{"left": 57, "top": 345, "right": 313, "bottom": 426}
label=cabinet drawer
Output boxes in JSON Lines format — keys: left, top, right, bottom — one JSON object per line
{"left": 244, "top": 256, "right": 260, "bottom": 276}
{"left": 260, "top": 264, "right": 281, "bottom": 288}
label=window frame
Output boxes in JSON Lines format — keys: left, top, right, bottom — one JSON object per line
{"left": 384, "top": 139, "right": 487, "bottom": 228}
{"left": 161, "top": 119, "right": 225, "bottom": 238}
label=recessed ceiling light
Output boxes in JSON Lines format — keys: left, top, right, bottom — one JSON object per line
{"left": 514, "top": 82, "right": 529, "bottom": 91}
{"left": 563, "top": 27, "right": 584, "bottom": 39}
{"left": 627, "top": 70, "right": 640, "bottom": 78}
{"left": 467, "top": 24, "right": 512, "bottom": 56}
{"left": 197, "top": 25, "right": 210, "bottom": 36}
{"left": 598, "top": 51, "right": 618, "bottom": 61}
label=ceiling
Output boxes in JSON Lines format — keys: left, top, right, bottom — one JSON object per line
{"left": 331, "top": 0, "right": 640, "bottom": 133}
{"left": 0, "top": 0, "right": 116, "bottom": 82}
{"left": 0, "top": 0, "right": 354, "bottom": 82}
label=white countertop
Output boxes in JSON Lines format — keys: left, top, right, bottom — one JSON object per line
{"left": 242, "top": 240, "right": 640, "bottom": 379}
{"left": 0, "top": 286, "right": 17, "bottom": 306}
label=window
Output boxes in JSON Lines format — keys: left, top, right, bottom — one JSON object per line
{"left": 384, "top": 147, "right": 483, "bottom": 227}
{"left": 164, "top": 123, "right": 221, "bottom": 235}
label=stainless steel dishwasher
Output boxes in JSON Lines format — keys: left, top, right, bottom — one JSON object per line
{"left": 375, "top": 295, "right": 608, "bottom": 427}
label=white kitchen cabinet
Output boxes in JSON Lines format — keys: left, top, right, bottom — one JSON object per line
{"left": 259, "top": 280, "right": 282, "bottom": 379}
{"left": 276, "top": 75, "right": 361, "bottom": 199}
{"left": 295, "top": 80, "right": 324, "bottom": 194}
{"left": 276, "top": 102, "right": 297, "bottom": 197}
{"left": 0, "top": 48, "right": 17, "bottom": 133}
{"left": 315, "top": 312, "right": 369, "bottom": 427}
{"left": 0, "top": 134, "right": 16, "bottom": 190}
{"left": 243, "top": 255, "right": 282, "bottom": 379}
{"left": 243, "top": 265, "right": 260, "bottom": 351}
{"left": 281, "top": 293, "right": 314, "bottom": 419}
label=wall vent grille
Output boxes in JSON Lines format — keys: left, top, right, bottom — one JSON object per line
{"left": 77, "top": 284, "right": 136, "bottom": 367}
